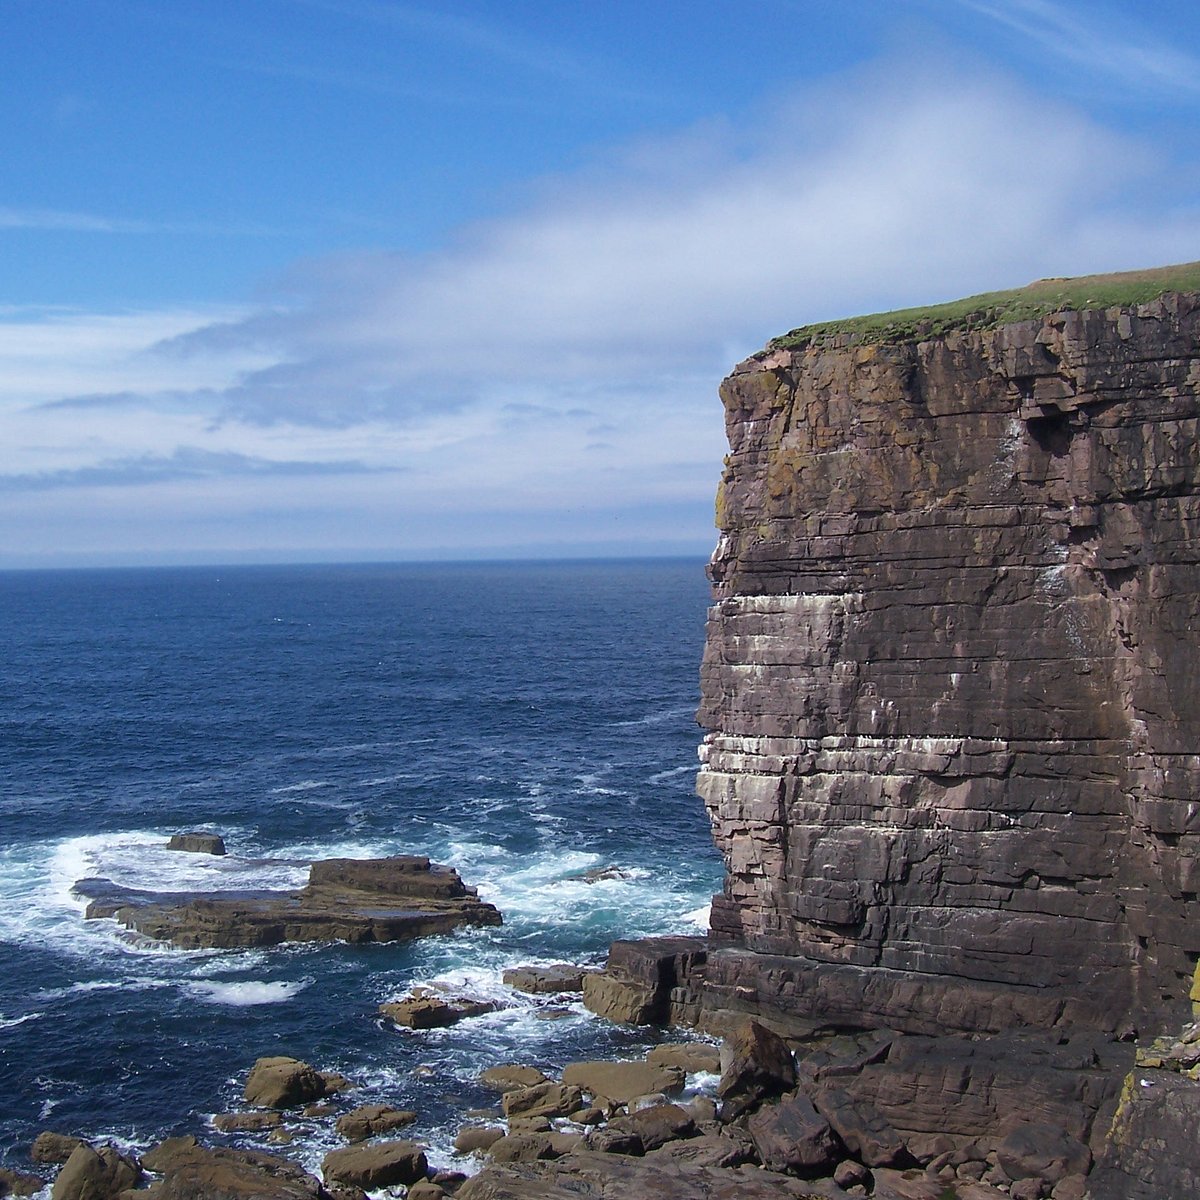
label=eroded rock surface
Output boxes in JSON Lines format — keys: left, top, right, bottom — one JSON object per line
{"left": 696, "top": 290, "right": 1200, "bottom": 1037}
{"left": 76, "top": 855, "right": 501, "bottom": 949}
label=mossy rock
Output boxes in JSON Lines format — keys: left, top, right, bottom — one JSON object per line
{"left": 771, "top": 260, "right": 1200, "bottom": 350}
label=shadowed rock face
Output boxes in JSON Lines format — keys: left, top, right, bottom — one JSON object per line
{"left": 76, "top": 855, "right": 501, "bottom": 948}
{"left": 698, "top": 290, "right": 1200, "bottom": 1038}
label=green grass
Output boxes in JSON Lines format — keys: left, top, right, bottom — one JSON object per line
{"left": 770, "top": 260, "right": 1200, "bottom": 350}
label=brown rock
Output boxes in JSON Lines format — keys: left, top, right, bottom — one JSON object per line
{"left": 32, "top": 1134, "right": 86, "bottom": 1165}
{"left": 812, "top": 1084, "right": 906, "bottom": 1167}
{"left": 321, "top": 1141, "right": 428, "bottom": 1189}
{"left": 334, "top": 1104, "right": 417, "bottom": 1142}
{"left": 380, "top": 992, "right": 498, "bottom": 1029}
{"left": 561, "top": 1061, "right": 684, "bottom": 1106}
{"left": 606, "top": 1103, "right": 695, "bottom": 1153}
{"left": 644, "top": 1131, "right": 754, "bottom": 1169}
{"left": 502, "top": 965, "right": 589, "bottom": 994}
{"left": 0, "top": 1167, "right": 44, "bottom": 1197}
{"left": 166, "top": 833, "right": 226, "bottom": 855}
{"left": 454, "top": 1127, "right": 505, "bottom": 1154}
{"left": 716, "top": 1022, "right": 796, "bottom": 1118}
{"left": 645, "top": 1043, "right": 721, "bottom": 1074}
{"left": 507, "top": 1118, "right": 553, "bottom": 1135}
{"left": 501, "top": 1083, "right": 584, "bottom": 1121}
{"left": 52, "top": 1145, "right": 140, "bottom": 1200}
{"left": 148, "top": 1143, "right": 325, "bottom": 1200}
{"left": 455, "top": 1151, "right": 834, "bottom": 1198}
{"left": 211, "top": 1112, "right": 283, "bottom": 1133}
{"left": 407, "top": 1183, "right": 446, "bottom": 1200}
{"left": 580, "top": 974, "right": 659, "bottom": 1026}
{"left": 80, "top": 855, "right": 500, "bottom": 948}
{"left": 486, "top": 1135, "right": 556, "bottom": 1164}
{"left": 996, "top": 1122, "right": 1090, "bottom": 1184}
{"left": 478, "top": 1065, "right": 552, "bottom": 1092}
{"left": 834, "top": 1159, "right": 871, "bottom": 1190}
{"left": 746, "top": 1091, "right": 839, "bottom": 1174}
{"left": 243, "top": 1057, "right": 327, "bottom": 1109}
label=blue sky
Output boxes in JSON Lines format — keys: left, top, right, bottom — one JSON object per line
{"left": 2, "top": 0, "right": 1199, "bottom": 567}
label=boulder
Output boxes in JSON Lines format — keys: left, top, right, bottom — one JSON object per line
{"left": 321, "top": 1141, "right": 428, "bottom": 1189}
{"left": 479, "top": 1065, "right": 552, "bottom": 1092}
{"left": 380, "top": 992, "right": 498, "bottom": 1029}
{"left": 716, "top": 1022, "right": 796, "bottom": 1119}
{"left": 644, "top": 1132, "right": 754, "bottom": 1169}
{"left": 243, "top": 1057, "right": 327, "bottom": 1109}
{"left": 746, "top": 1091, "right": 840, "bottom": 1174}
{"left": 586, "top": 1127, "right": 644, "bottom": 1156}
{"left": 51, "top": 1145, "right": 140, "bottom": 1200}
{"left": 646, "top": 1043, "right": 721, "bottom": 1074}
{"left": 607, "top": 1103, "right": 695, "bottom": 1152}
{"left": 167, "top": 833, "right": 226, "bottom": 855}
{"left": 813, "top": 1084, "right": 906, "bottom": 1167}
{"left": 561, "top": 1060, "right": 684, "bottom": 1106}
{"left": 212, "top": 1112, "right": 283, "bottom": 1133}
{"left": 502, "top": 965, "right": 590, "bottom": 994}
{"left": 32, "top": 1133, "right": 86, "bottom": 1164}
{"left": 408, "top": 1184, "right": 446, "bottom": 1200}
{"left": 581, "top": 974, "right": 660, "bottom": 1025}
{"left": 996, "top": 1122, "right": 1090, "bottom": 1184}
{"left": 334, "top": 1105, "right": 417, "bottom": 1142}
{"left": 501, "top": 1083, "right": 584, "bottom": 1121}
{"left": 0, "top": 1168, "right": 44, "bottom": 1197}
{"left": 486, "top": 1135, "right": 556, "bottom": 1163}
{"left": 145, "top": 1142, "right": 325, "bottom": 1200}
{"left": 454, "top": 1127, "right": 505, "bottom": 1154}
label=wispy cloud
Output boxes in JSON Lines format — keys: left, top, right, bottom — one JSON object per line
{"left": 0, "top": 446, "right": 392, "bottom": 492}
{"left": 0, "top": 206, "right": 292, "bottom": 237}
{"left": 959, "top": 0, "right": 1200, "bottom": 94}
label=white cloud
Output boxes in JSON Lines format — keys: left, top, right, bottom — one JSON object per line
{"left": 959, "top": 0, "right": 1200, "bottom": 95}
{"left": 3, "top": 59, "right": 1200, "bottom": 564}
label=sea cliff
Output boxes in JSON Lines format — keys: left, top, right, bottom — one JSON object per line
{"left": 585, "top": 263, "right": 1200, "bottom": 1197}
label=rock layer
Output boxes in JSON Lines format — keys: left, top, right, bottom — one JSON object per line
{"left": 77, "top": 855, "right": 501, "bottom": 949}
{"left": 698, "top": 287, "right": 1200, "bottom": 1039}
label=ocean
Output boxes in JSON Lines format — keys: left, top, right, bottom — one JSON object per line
{"left": 0, "top": 559, "right": 723, "bottom": 1182}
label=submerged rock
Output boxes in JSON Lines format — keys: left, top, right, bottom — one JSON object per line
{"left": 167, "top": 832, "right": 226, "bottom": 855}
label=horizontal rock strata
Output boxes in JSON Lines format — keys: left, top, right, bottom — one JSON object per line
{"left": 699, "top": 286, "right": 1200, "bottom": 1037}
{"left": 76, "top": 855, "right": 501, "bottom": 948}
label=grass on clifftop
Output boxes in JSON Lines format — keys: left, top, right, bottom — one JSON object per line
{"left": 771, "top": 260, "right": 1200, "bottom": 350}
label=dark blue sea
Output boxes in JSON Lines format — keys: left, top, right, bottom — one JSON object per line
{"left": 0, "top": 559, "right": 722, "bottom": 1185}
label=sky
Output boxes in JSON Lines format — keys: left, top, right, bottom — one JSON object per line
{"left": 2, "top": 0, "right": 1199, "bottom": 568}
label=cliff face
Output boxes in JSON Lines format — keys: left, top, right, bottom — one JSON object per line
{"left": 698, "top": 287, "right": 1200, "bottom": 1038}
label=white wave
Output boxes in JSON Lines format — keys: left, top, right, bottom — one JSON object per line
{"left": 35, "top": 979, "right": 175, "bottom": 1002}
{"left": 612, "top": 703, "right": 696, "bottom": 728}
{"left": 0, "top": 1012, "right": 42, "bottom": 1029}
{"left": 683, "top": 904, "right": 712, "bottom": 931}
{"left": 647, "top": 764, "right": 695, "bottom": 784}
{"left": 186, "top": 979, "right": 310, "bottom": 1006}
{"left": 269, "top": 780, "right": 331, "bottom": 794}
